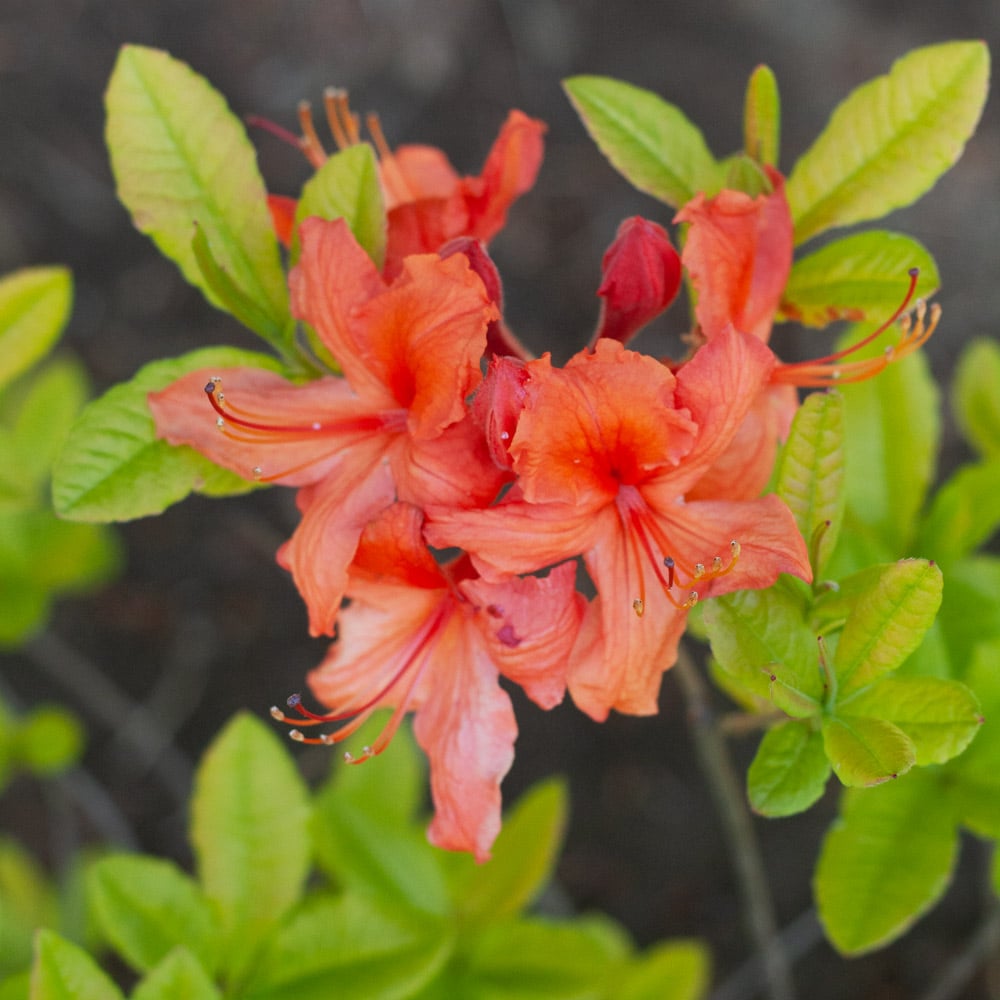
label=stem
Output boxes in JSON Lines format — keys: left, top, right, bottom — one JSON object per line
{"left": 674, "top": 641, "right": 796, "bottom": 1000}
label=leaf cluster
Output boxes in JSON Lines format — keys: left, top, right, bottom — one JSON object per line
{"left": 6, "top": 713, "right": 709, "bottom": 1000}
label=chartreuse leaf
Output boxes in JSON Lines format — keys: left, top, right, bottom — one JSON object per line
{"left": 834, "top": 330, "right": 939, "bottom": 565}
{"left": 915, "top": 459, "right": 1000, "bottom": 566}
{"left": 834, "top": 559, "right": 943, "bottom": 696}
{"left": 618, "top": 940, "right": 710, "bottom": 1000}
{"left": 949, "top": 640, "right": 1000, "bottom": 839}
{"left": 294, "top": 144, "right": 386, "bottom": 266}
{"left": 16, "top": 707, "right": 84, "bottom": 776}
{"left": 442, "top": 778, "right": 568, "bottom": 926}
{"left": 749, "top": 722, "right": 830, "bottom": 816}
{"left": 937, "top": 556, "right": 1000, "bottom": 677}
{"left": 822, "top": 716, "right": 915, "bottom": 786}
{"left": 0, "top": 268, "right": 71, "bottom": 393}
{"left": 87, "top": 855, "right": 219, "bottom": 976}
{"left": 191, "top": 713, "right": 310, "bottom": 985}
{"left": 0, "top": 972, "right": 30, "bottom": 1000}
{"left": 815, "top": 772, "right": 957, "bottom": 954}
{"left": 105, "top": 46, "right": 291, "bottom": 350}
{"left": 743, "top": 64, "right": 779, "bottom": 167}
{"left": 29, "top": 929, "right": 124, "bottom": 1000}
{"left": 775, "top": 390, "right": 844, "bottom": 574}
{"left": 0, "top": 838, "right": 58, "bottom": 976}
{"left": 52, "top": 347, "right": 283, "bottom": 522}
{"left": 243, "top": 893, "right": 452, "bottom": 1000}
{"left": 563, "top": 76, "right": 719, "bottom": 207}
{"left": 838, "top": 677, "right": 981, "bottom": 766}
{"left": 457, "top": 916, "right": 630, "bottom": 1000}
{"left": 787, "top": 42, "right": 989, "bottom": 245}
{"left": 952, "top": 338, "right": 1000, "bottom": 457}
{"left": 131, "top": 948, "right": 220, "bottom": 1000}
{"left": 702, "top": 585, "right": 818, "bottom": 703}
{"left": 779, "top": 231, "right": 938, "bottom": 327}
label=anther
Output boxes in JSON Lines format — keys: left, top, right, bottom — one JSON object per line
{"left": 252, "top": 466, "right": 262, "bottom": 479}
{"left": 289, "top": 730, "right": 305, "bottom": 742}
{"left": 693, "top": 562, "right": 705, "bottom": 580}
{"left": 730, "top": 540, "right": 741, "bottom": 558}
{"left": 712, "top": 556, "right": 723, "bottom": 573}
{"left": 633, "top": 598, "right": 645, "bottom": 617}
{"left": 216, "top": 417, "right": 225, "bottom": 429}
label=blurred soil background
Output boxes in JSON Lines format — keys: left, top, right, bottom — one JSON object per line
{"left": 2, "top": 1, "right": 1000, "bottom": 997}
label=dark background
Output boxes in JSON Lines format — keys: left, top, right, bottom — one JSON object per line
{"left": 2, "top": 2, "right": 999, "bottom": 997}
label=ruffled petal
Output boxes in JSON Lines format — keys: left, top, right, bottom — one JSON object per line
{"left": 276, "top": 444, "right": 396, "bottom": 636}
{"left": 149, "top": 366, "right": 373, "bottom": 487}
{"left": 380, "top": 144, "right": 460, "bottom": 208}
{"left": 461, "top": 560, "right": 583, "bottom": 709}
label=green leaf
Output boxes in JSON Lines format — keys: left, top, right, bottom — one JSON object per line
{"left": 952, "top": 338, "right": 1000, "bottom": 458}
{"left": 29, "top": 930, "right": 124, "bottom": 1000}
{"left": 839, "top": 677, "right": 981, "bottom": 766}
{"left": 294, "top": 144, "right": 386, "bottom": 267}
{"left": 130, "top": 948, "right": 220, "bottom": 1000}
{"left": 822, "top": 716, "right": 915, "bottom": 787}
{"left": 835, "top": 559, "right": 943, "bottom": 696}
{"left": 0, "top": 838, "right": 58, "bottom": 976}
{"left": 0, "top": 268, "right": 72, "bottom": 393}
{"left": 87, "top": 855, "right": 219, "bottom": 975}
{"left": 779, "top": 231, "right": 939, "bottom": 327}
{"left": 835, "top": 329, "right": 940, "bottom": 559}
{"left": 0, "top": 972, "right": 30, "bottom": 1000}
{"left": 618, "top": 940, "right": 710, "bottom": 1000}
{"left": 458, "top": 916, "right": 629, "bottom": 1000}
{"left": 191, "top": 713, "right": 311, "bottom": 981}
{"left": 775, "top": 390, "right": 844, "bottom": 574}
{"left": 563, "top": 76, "right": 719, "bottom": 208}
{"left": 743, "top": 65, "right": 780, "bottom": 167}
{"left": 17, "top": 707, "right": 84, "bottom": 775}
{"left": 105, "top": 45, "right": 290, "bottom": 349}
{"left": 52, "top": 347, "right": 283, "bottom": 522}
{"left": 749, "top": 722, "right": 830, "bottom": 817}
{"left": 787, "top": 42, "right": 990, "bottom": 244}
{"left": 915, "top": 459, "right": 1000, "bottom": 566}
{"left": 937, "top": 557, "right": 1000, "bottom": 677}
{"left": 243, "top": 893, "right": 452, "bottom": 1000}
{"left": 815, "top": 773, "right": 957, "bottom": 953}
{"left": 443, "top": 778, "right": 568, "bottom": 925}
{"left": 702, "top": 585, "right": 819, "bottom": 703}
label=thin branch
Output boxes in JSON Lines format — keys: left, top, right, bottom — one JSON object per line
{"left": 917, "top": 904, "right": 1000, "bottom": 1000}
{"left": 674, "top": 641, "right": 796, "bottom": 1000}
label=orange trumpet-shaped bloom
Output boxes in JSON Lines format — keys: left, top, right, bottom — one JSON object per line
{"left": 149, "top": 218, "right": 503, "bottom": 637}
{"left": 426, "top": 332, "right": 812, "bottom": 721}
{"left": 277, "top": 503, "right": 584, "bottom": 861}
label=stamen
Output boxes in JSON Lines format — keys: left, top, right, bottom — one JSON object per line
{"left": 297, "top": 101, "right": 328, "bottom": 169}
{"left": 245, "top": 114, "right": 304, "bottom": 151}
{"left": 773, "top": 270, "right": 939, "bottom": 387}
{"left": 323, "top": 87, "right": 360, "bottom": 149}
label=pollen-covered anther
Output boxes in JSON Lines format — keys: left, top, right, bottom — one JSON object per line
{"left": 632, "top": 598, "right": 645, "bottom": 618}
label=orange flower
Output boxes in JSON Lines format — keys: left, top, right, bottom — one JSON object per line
{"left": 426, "top": 332, "right": 812, "bottom": 721}
{"left": 149, "top": 218, "right": 503, "bottom": 637}
{"left": 274, "top": 502, "right": 584, "bottom": 861}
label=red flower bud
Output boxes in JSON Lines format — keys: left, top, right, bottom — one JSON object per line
{"left": 473, "top": 354, "right": 530, "bottom": 469}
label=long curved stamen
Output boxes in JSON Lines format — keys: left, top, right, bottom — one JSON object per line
{"left": 271, "top": 603, "right": 450, "bottom": 761}
{"left": 324, "top": 87, "right": 361, "bottom": 148}
{"left": 772, "top": 269, "right": 939, "bottom": 387}
{"left": 296, "top": 101, "right": 328, "bottom": 169}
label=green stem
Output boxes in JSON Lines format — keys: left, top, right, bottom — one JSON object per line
{"left": 674, "top": 641, "right": 796, "bottom": 1000}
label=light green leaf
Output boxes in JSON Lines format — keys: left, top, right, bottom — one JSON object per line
{"left": 106, "top": 45, "right": 290, "bottom": 348}
{"left": 0, "top": 268, "right": 71, "bottom": 393}
{"left": 768, "top": 672, "right": 822, "bottom": 719}
{"left": 29, "top": 930, "right": 124, "bottom": 1000}
{"left": 836, "top": 328, "right": 940, "bottom": 559}
{"left": 839, "top": 677, "right": 981, "bottom": 766}
{"left": 749, "top": 722, "right": 830, "bottom": 817}
{"left": 952, "top": 338, "right": 1000, "bottom": 458}
{"left": 130, "top": 948, "right": 220, "bottom": 1000}
{"left": 822, "top": 715, "right": 915, "bottom": 787}
{"left": 779, "top": 231, "right": 938, "bottom": 327}
{"left": 87, "top": 855, "right": 219, "bottom": 976}
{"left": 835, "top": 559, "right": 943, "bottom": 696}
{"left": 294, "top": 144, "right": 386, "bottom": 266}
{"left": 459, "top": 916, "right": 630, "bottom": 1000}
{"left": 787, "top": 42, "right": 989, "bottom": 244}
{"left": 443, "top": 778, "right": 568, "bottom": 925}
{"left": 52, "top": 347, "right": 283, "bottom": 522}
{"left": 191, "top": 713, "right": 311, "bottom": 981}
{"left": 915, "top": 459, "right": 1000, "bottom": 566}
{"left": 702, "top": 585, "right": 819, "bottom": 703}
{"left": 563, "top": 76, "right": 719, "bottom": 208}
{"left": 743, "top": 64, "right": 780, "bottom": 167}
{"left": 618, "top": 940, "right": 710, "bottom": 1000}
{"left": 0, "top": 838, "right": 58, "bottom": 976}
{"left": 243, "top": 893, "right": 452, "bottom": 1000}
{"left": 937, "top": 556, "right": 1000, "bottom": 680}
{"left": 0, "top": 972, "right": 30, "bottom": 1000}
{"left": 775, "top": 390, "right": 844, "bottom": 574}
{"left": 17, "top": 707, "right": 84, "bottom": 776}
{"left": 815, "top": 773, "right": 956, "bottom": 953}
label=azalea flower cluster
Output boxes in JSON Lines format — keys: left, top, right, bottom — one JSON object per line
{"left": 148, "top": 108, "right": 936, "bottom": 860}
